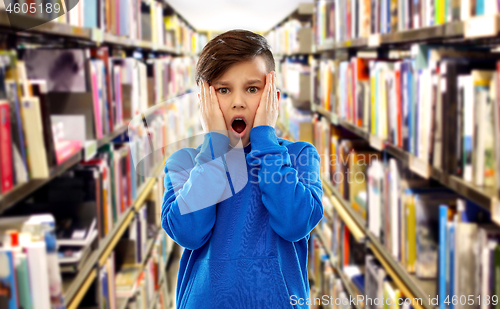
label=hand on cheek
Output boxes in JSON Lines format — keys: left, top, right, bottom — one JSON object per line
{"left": 253, "top": 71, "right": 279, "bottom": 128}
{"left": 198, "top": 80, "right": 228, "bottom": 137}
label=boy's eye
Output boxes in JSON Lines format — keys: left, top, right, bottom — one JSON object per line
{"left": 248, "top": 87, "right": 258, "bottom": 93}
{"left": 218, "top": 88, "right": 229, "bottom": 94}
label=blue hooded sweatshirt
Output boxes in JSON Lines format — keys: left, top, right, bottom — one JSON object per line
{"left": 161, "top": 125, "right": 324, "bottom": 309}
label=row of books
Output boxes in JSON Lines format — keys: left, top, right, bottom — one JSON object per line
{"left": 311, "top": 48, "right": 500, "bottom": 191}
{"left": 0, "top": 46, "right": 194, "bottom": 195}
{"left": 308, "top": 233, "right": 351, "bottom": 309}
{"left": 265, "top": 19, "right": 311, "bottom": 55}
{"left": 278, "top": 95, "right": 313, "bottom": 142}
{"left": 366, "top": 157, "right": 499, "bottom": 309}
{"left": 313, "top": 0, "right": 500, "bottom": 46}
{"left": 311, "top": 200, "right": 414, "bottom": 309}
{"left": 276, "top": 58, "right": 312, "bottom": 102}
{"left": 1, "top": 0, "right": 201, "bottom": 54}
{"left": 312, "top": 117, "right": 500, "bottom": 309}
{"left": 110, "top": 228, "right": 173, "bottom": 309}
{"left": 0, "top": 152, "right": 168, "bottom": 309}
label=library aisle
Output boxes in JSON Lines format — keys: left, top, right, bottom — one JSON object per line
{"left": 1, "top": 0, "right": 500, "bottom": 309}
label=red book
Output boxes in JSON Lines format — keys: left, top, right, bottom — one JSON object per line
{"left": 90, "top": 47, "right": 114, "bottom": 132}
{"left": 54, "top": 140, "right": 82, "bottom": 165}
{"left": 0, "top": 101, "right": 13, "bottom": 192}
{"left": 343, "top": 225, "right": 350, "bottom": 267}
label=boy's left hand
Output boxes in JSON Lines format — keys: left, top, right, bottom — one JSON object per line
{"left": 253, "top": 71, "right": 280, "bottom": 128}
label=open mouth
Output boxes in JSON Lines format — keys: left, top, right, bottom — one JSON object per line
{"left": 231, "top": 117, "right": 247, "bottom": 136}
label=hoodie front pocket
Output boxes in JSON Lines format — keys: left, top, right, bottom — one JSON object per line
{"left": 181, "top": 257, "right": 292, "bottom": 309}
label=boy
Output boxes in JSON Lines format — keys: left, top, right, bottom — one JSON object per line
{"left": 161, "top": 30, "right": 323, "bottom": 309}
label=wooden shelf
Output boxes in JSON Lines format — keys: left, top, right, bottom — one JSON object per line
{"left": 0, "top": 89, "right": 194, "bottom": 215}
{"left": 314, "top": 19, "right": 477, "bottom": 52}
{"left": 0, "top": 10, "right": 194, "bottom": 55}
{"left": 277, "top": 121, "right": 437, "bottom": 309}
{"left": 311, "top": 106, "right": 500, "bottom": 212}
{"left": 63, "top": 160, "right": 163, "bottom": 309}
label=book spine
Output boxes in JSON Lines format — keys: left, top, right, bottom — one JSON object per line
{"left": 496, "top": 65, "right": 500, "bottom": 195}
{"left": 448, "top": 222, "right": 455, "bottom": 309}
{"left": 0, "top": 102, "right": 13, "bottom": 192}
{"left": 90, "top": 61, "right": 103, "bottom": 139}
{"left": 438, "top": 205, "right": 448, "bottom": 309}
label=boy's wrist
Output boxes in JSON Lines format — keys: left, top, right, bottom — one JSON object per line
{"left": 250, "top": 125, "right": 280, "bottom": 150}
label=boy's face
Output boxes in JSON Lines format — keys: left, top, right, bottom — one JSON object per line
{"left": 211, "top": 56, "right": 273, "bottom": 147}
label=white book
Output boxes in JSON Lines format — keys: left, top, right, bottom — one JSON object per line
{"left": 25, "top": 241, "right": 51, "bottom": 309}
{"left": 389, "top": 159, "right": 401, "bottom": 260}
{"left": 461, "top": 0, "right": 473, "bottom": 20}
{"left": 368, "top": 161, "right": 383, "bottom": 238}
{"left": 461, "top": 75, "right": 474, "bottom": 183}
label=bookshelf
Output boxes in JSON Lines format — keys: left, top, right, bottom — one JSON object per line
{"left": 277, "top": 121, "right": 435, "bottom": 309}
{"left": 63, "top": 161, "right": 160, "bottom": 309}
{"left": 0, "top": 1, "right": 201, "bottom": 308}
{"left": 0, "top": 88, "right": 193, "bottom": 215}
{"left": 276, "top": 2, "right": 500, "bottom": 308}
{"left": 310, "top": 104, "right": 499, "bottom": 213}
{"left": 0, "top": 9, "right": 197, "bottom": 56}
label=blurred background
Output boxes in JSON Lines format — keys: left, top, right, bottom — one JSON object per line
{"left": 0, "top": 0, "right": 499, "bottom": 309}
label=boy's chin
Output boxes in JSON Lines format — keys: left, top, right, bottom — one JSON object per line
{"left": 229, "top": 132, "right": 249, "bottom": 148}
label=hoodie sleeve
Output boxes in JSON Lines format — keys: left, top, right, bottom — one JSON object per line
{"left": 246, "top": 125, "right": 324, "bottom": 242}
{"left": 161, "top": 132, "right": 230, "bottom": 250}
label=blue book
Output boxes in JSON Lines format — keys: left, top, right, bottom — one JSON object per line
{"left": 461, "top": 200, "right": 491, "bottom": 223}
{"left": 476, "top": 0, "right": 485, "bottom": 15}
{"left": 447, "top": 222, "right": 455, "bottom": 309}
{"left": 0, "top": 250, "right": 19, "bottom": 309}
{"left": 7, "top": 80, "right": 28, "bottom": 178}
{"left": 438, "top": 205, "right": 448, "bottom": 309}
{"left": 119, "top": 0, "right": 130, "bottom": 37}
{"left": 352, "top": 274, "right": 365, "bottom": 294}
{"left": 101, "top": 268, "right": 110, "bottom": 309}
{"left": 386, "top": 0, "right": 391, "bottom": 33}
{"left": 408, "top": 63, "right": 414, "bottom": 155}
{"left": 83, "top": 0, "right": 98, "bottom": 28}
{"left": 414, "top": 70, "right": 421, "bottom": 157}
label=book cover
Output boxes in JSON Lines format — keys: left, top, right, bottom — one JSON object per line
{"left": 0, "top": 101, "right": 13, "bottom": 192}
{"left": 0, "top": 250, "right": 18, "bottom": 309}
{"left": 14, "top": 252, "right": 33, "bottom": 309}
{"left": 89, "top": 61, "right": 103, "bottom": 139}
{"left": 31, "top": 81, "right": 57, "bottom": 169}
{"left": 20, "top": 97, "right": 49, "bottom": 179}
{"left": 5, "top": 80, "right": 28, "bottom": 186}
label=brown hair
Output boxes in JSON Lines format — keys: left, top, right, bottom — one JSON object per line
{"left": 195, "top": 29, "right": 275, "bottom": 85}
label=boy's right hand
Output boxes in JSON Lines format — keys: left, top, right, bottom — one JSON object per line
{"left": 198, "top": 80, "right": 228, "bottom": 137}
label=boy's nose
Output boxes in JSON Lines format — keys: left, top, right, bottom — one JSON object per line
{"left": 231, "top": 92, "right": 247, "bottom": 109}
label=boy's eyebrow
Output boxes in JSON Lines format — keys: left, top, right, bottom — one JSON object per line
{"left": 212, "top": 81, "right": 230, "bottom": 86}
{"left": 246, "top": 79, "right": 263, "bottom": 85}
{"left": 212, "top": 79, "right": 264, "bottom": 86}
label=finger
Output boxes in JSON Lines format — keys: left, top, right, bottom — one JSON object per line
{"left": 209, "top": 86, "right": 219, "bottom": 109}
{"left": 203, "top": 80, "right": 210, "bottom": 111}
{"left": 260, "top": 73, "right": 271, "bottom": 107}
{"left": 273, "top": 72, "right": 278, "bottom": 110}
{"left": 267, "top": 73, "right": 273, "bottom": 109}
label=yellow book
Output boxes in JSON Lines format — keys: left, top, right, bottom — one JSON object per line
{"left": 406, "top": 193, "right": 416, "bottom": 273}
